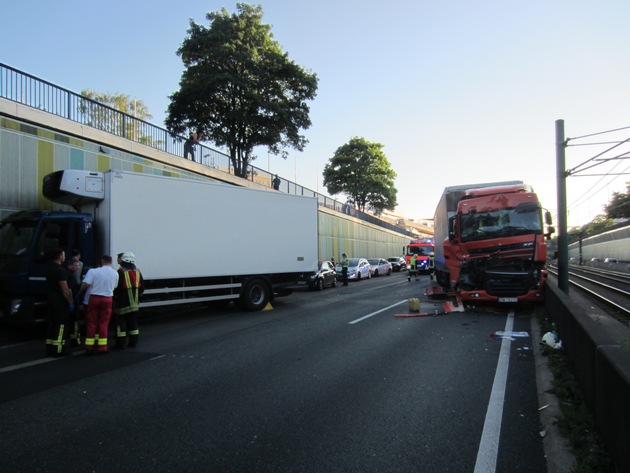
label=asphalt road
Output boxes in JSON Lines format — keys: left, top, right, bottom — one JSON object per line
{"left": 0, "top": 271, "right": 546, "bottom": 473}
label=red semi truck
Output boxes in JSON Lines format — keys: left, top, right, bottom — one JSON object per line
{"left": 433, "top": 182, "right": 554, "bottom": 302}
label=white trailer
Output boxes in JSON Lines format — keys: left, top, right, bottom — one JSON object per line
{"left": 46, "top": 170, "right": 319, "bottom": 311}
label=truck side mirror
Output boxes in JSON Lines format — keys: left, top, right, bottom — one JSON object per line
{"left": 544, "top": 210, "right": 553, "bottom": 226}
{"left": 545, "top": 226, "right": 555, "bottom": 240}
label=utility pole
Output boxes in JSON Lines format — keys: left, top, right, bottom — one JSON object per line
{"left": 556, "top": 119, "right": 569, "bottom": 294}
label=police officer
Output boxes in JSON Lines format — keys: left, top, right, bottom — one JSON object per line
{"left": 113, "top": 252, "right": 144, "bottom": 349}
{"left": 341, "top": 253, "right": 349, "bottom": 286}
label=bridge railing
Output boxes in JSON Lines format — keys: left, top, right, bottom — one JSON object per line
{"left": 0, "top": 62, "right": 416, "bottom": 238}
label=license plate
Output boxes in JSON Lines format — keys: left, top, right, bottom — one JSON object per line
{"left": 498, "top": 297, "right": 518, "bottom": 303}
{"left": 297, "top": 281, "right": 307, "bottom": 285}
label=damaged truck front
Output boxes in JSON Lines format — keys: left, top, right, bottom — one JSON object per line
{"left": 433, "top": 182, "right": 554, "bottom": 303}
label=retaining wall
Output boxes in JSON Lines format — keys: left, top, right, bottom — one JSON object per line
{"left": 545, "top": 282, "right": 630, "bottom": 473}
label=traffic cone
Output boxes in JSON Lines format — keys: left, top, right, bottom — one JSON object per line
{"left": 263, "top": 302, "right": 273, "bottom": 311}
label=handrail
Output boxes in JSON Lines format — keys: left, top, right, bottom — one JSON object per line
{"left": 0, "top": 62, "right": 416, "bottom": 238}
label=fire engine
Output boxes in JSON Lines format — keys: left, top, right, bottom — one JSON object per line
{"left": 405, "top": 238, "right": 434, "bottom": 274}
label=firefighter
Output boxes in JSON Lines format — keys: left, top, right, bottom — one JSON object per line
{"left": 45, "top": 248, "right": 74, "bottom": 357}
{"left": 408, "top": 254, "right": 419, "bottom": 281}
{"left": 113, "top": 251, "right": 144, "bottom": 349}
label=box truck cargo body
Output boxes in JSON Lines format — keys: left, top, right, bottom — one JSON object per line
{"left": 0, "top": 170, "right": 318, "bottom": 322}
{"left": 433, "top": 181, "right": 552, "bottom": 302}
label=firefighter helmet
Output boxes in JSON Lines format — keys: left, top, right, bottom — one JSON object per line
{"left": 121, "top": 251, "right": 136, "bottom": 264}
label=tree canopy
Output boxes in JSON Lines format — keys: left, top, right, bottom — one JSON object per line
{"left": 604, "top": 182, "right": 630, "bottom": 219}
{"left": 322, "top": 137, "right": 398, "bottom": 214}
{"left": 80, "top": 89, "right": 154, "bottom": 144}
{"left": 81, "top": 89, "right": 152, "bottom": 121}
{"left": 166, "top": 3, "right": 318, "bottom": 177}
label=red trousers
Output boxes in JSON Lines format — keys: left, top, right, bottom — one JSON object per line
{"left": 85, "top": 295, "right": 113, "bottom": 352}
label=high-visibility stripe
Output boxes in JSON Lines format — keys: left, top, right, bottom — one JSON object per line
{"left": 119, "top": 270, "right": 141, "bottom": 314}
{"left": 97, "top": 338, "right": 108, "bottom": 346}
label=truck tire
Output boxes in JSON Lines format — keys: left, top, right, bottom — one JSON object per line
{"left": 240, "top": 278, "right": 271, "bottom": 311}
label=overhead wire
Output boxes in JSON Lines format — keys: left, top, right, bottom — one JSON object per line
{"left": 555, "top": 125, "right": 630, "bottom": 225}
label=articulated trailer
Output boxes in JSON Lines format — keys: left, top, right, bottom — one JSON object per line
{"left": 0, "top": 170, "right": 318, "bottom": 323}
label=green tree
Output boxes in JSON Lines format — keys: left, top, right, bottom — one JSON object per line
{"left": 604, "top": 183, "right": 630, "bottom": 219}
{"left": 584, "top": 214, "right": 614, "bottom": 235}
{"left": 323, "top": 137, "right": 398, "bottom": 214}
{"left": 79, "top": 89, "right": 154, "bottom": 144}
{"left": 166, "top": 3, "right": 318, "bottom": 178}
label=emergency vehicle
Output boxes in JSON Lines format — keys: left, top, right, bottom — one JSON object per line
{"left": 404, "top": 238, "right": 434, "bottom": 275}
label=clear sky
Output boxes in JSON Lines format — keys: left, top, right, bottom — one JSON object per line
{"left": 2, "top": 1, "right": 629, "bottom": 227}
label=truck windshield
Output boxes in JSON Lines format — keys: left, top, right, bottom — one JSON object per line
{"left": 460, "top": 205, "right": 542, "bottom": 242}
{"left": 0, "top": 220, "right": 37, "bottom": 258}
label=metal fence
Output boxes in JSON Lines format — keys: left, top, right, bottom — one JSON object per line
{"left": 0, "top": 62, "right": 415, "bottom": 238}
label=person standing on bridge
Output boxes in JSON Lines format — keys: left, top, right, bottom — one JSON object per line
{"left": 113, "top": 251, "right": 144, "bottom": 349}
{"left": 341, "top": 253, "right": 349, "bottom": 286}
{"left": 272, "top": 174, "right": 281, "bottom": 190}
{"left": 184, "top": 131, "right": 202, "bottom": 161}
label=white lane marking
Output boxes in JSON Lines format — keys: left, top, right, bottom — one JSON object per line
{"left": 348, "top": 300, "right": 407, "bottom": 324}
{"left": 0, "top": 356, "right": 61, "bottom": 374}
{"left": 473, "top": 310, "right": 514, "bottom": 473}
{"left": 0, "top": 342, "right": 31, "bottom": 350}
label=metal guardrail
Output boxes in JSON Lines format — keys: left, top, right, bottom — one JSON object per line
{"left": 0, "top": 62, "right": 415, "bottom": 238}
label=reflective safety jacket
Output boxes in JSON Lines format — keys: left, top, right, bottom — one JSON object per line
{"left": 410, "top": 255, "right": 418, "bottom": 269}
{"left": 114, "top": 268, "right": 144, "bottom": 314}
{"left": 341, "top": 257, "right": 349, "bottom": 268}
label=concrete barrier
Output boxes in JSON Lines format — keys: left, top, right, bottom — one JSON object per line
{"left": 545, "top": 282, "right": 630, "bottom": 473}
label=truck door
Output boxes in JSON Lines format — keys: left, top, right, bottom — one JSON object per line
{"left": 29, "top": 218, "right": 83, "bottom": 295}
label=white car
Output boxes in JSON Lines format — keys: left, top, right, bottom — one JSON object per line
{"left": 368, "top": 258, "right": 392, "bottom": 276}
{"left": 336, "top": 258, "right": 372, "bottom": 281}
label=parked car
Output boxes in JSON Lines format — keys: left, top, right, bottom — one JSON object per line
{"left": 335, "top": 258, "right": 371, "bottom": 281}
{"left": 604, "top": 257, "right": 618, "bottom": 263}
{"left": 590, "top": 257, "right": 601, "bottom": 262}
{"left": 387, "top": 257, "right": 406, "bottom": 272}
{"left": 368, "top": 258, "right": 392, "bottom": 276}
{"left": 297, "top": 260, "right": 338, "bottom": 290}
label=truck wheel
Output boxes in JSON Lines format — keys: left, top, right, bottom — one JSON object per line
{"left": 240, "top": 278, "right": 271, "bottom": 311}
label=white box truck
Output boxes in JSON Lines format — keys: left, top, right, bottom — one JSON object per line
{"left": 0, "top": 170, "right": 318, "bottom": 321}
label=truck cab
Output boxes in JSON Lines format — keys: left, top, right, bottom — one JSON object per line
{"left": 439, "top": 184, "right": 551, "bottom": 302}
{"left": 0, "top": 210, "right": 93, "bottom": 323}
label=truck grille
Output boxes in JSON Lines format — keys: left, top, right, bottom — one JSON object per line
{"left": 484, "top": 271, "right": 531, "bottom": 296}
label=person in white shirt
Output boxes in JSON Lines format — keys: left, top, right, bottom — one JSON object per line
{"left": 79, "top": 255, "right": 119, "bottom": 355}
